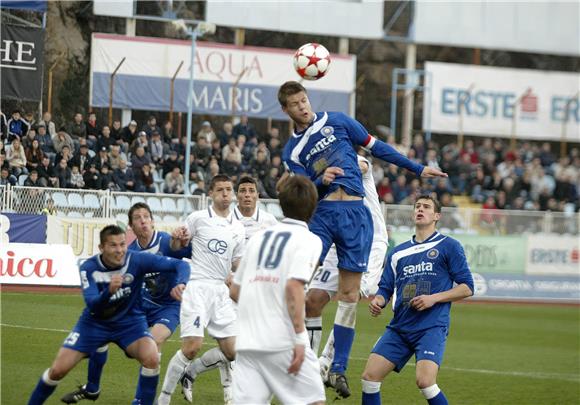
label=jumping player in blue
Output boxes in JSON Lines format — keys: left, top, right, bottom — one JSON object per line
{"left": 60, "top": 203, "right": 192, "bottom": 404}
{"left": 28, "top": 225, "right": 190, "bottom": 405}
{"left": 278, "top": 81, "right": 447, "bottom": 397}
{"left": 361, "top": 195, "right": 474, "bottom": 405}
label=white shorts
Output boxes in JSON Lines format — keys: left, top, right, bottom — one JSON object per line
{"left": 309, "top": 241, "right": 388, "bottom": 298}
{"left": 233, "top": 348, "right": 325, "bottom": 405}
{"left": 180, "top": 280, "right": 237, "bottom": 339}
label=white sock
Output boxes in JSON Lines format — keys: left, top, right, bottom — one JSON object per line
{"left": 305, "top": 317, "right": 323, "bottom": 355}
{"left": 160, "top": 349, "right": 191, "bottom": 396}
{"left": 220, "top": 361, "right": 234, "bottom": 403}
{"left": 321, "top": 329, "right": 335, "bottom": 361}
{"left": 42, "top": 369, "right": 60, "bottom": 386}
{"left": 361, "top": 379, "right": 381, "bottom": 394}
{"left": 187, "top": 348, "right": 228, "bottom": 379}
{"left": 420, "top": 384, "right": 441, "bottom": 400}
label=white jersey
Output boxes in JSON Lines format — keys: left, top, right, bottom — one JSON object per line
{"left": 184, "top": 206, "right": 245, "bottom": 282}
{"left": 234, "top": 219, "right": 322, "bottom": 352}
{"left": 360, "top": 155, "right": 388, "bottom": 242}
{"left": 233, "top": 205, "right": 278, "bottom": 242}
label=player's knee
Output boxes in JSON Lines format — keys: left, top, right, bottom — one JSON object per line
{"left": 361, "top": 369, "right": 383, "bottom": 382}
{"left": 48, "top": 366, "right": 67, "bottom": 381}
{"left": 416, "top": 375, "right": 436, "bottom": 389}
{"left": 305, "top": 291, "right": 327, "bottom": 316}
{"left": 181, "top": 341, "right": 202, "bottom": 359}
{"left": 140, "top": 352, "right": 160, "bottom": 369}
{"left": 222, "top": 347, "right": 236, "bottom": 362}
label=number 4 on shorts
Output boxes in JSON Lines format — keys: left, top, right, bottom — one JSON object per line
{"left": 193, "top": 316, "right": 200, "bottom": 328}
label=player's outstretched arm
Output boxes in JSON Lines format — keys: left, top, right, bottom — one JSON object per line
{"left": 170, "top": 226, "right": 191, "bottom": 251}
{"left": 286, "top": 278, "right": 308, "bottom": 375}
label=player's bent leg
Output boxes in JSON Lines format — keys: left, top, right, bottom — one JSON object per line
{"left": 28, "top": 348, "right": 86, "bottom": 405}
{"left": 157, "top": 337, "right": 202, "bottom": 405}
{"left": 305, "top": 288, "right": 331, "bottom": 355}
{"left": 416, "top": 360, "right": 448, "bottom": 405}
{"left": 149, "top": 323, "right": 172, "bottom": 350}
{"left": 216, "top": 336, "right": 236, "bottom": 405}
{"left": 360, "top": 353, "right": 396, "bottom": 405}
{"left": 61, "top": 345, "right": 108, "bottom": 404}
{"left": 126, "top": 336, "right": 161, "bottom": 405}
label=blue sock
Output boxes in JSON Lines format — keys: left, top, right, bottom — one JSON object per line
{"left": 362, "top": 392, "right": 381, "bottom": 404}
{"left": 86, "top": 347, "right": 108, "bottom": 393}
{"left": 28, "top": 369, "right": 58, "bottom": 405}
{"left": 427, "top": 391, "right": 448, "bottom": 405}
{"left": 134, "top": 367, "right": 160, "bottom": 405}
{"left": 331, "top": 301, "right": 357, "bottom": 374}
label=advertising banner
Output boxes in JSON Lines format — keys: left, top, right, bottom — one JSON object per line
{"left": 0, "top": 213, "right": 47, "bottom": 244}
{"left": 390, "top": 232, "right": 526, "bottom": 274}
{"left": 526, "top": 234, "right": 580, "bottom": 276}
{"left": 471, "top": 272, "right": 580, "bottom": 303}
{"left": 90, "top": 33, "right": 356, "bottom": 119}
{"left": 0, "top": 24, "right": 45, "bottom": 101}
{"left": 423, "top": 62, "right": 580, "bottom": 142}
{"left": 0, "top": 243, "right": 80, "bottom": 286}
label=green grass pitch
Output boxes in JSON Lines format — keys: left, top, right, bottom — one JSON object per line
{"left": 2, "top": 291, "right": 579, "bottom": 404}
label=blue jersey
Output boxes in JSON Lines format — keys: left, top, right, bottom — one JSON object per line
{"left": 282, "top": 112, "right": 423, "bottom": 199}
{"left": 377, "top": 231, "right": 474, "bottom": 333}
{"left": 79, "top": 251, "right": 190, "bottom": 324}
{"left": 128, "top": 230, "right": 191, "bottom": 306}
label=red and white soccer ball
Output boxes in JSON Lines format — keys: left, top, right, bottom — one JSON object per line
{"left": 293, "top": 43, "right": 331, "bottom": 81}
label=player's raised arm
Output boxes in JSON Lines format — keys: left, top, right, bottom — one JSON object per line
{"left": 80, "top": 264, "right": 114, "bottom": 313}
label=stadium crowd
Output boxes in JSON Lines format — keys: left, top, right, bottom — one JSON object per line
{"left": 1, "top": 109, "right": 578, "bottom": 213}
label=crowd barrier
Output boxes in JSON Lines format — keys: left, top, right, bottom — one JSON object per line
{"left": 1, "top": 184, "right": 578, "bottom": 302}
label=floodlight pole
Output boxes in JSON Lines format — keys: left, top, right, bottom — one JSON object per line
{"left": 109, "top": 57, "right": 126, "bottom": 127}
{"left": 184, "top": 28, "right": 198, "bottom": 195}
{"left": 169, "top": 61, "right": 184, "bottom": 126}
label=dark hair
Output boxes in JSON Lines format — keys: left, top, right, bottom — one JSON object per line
{"left": 128, "top": 202, "right": 152, "bottom": 226}
{"left": 278, "top": 175, "right": 318, "bottom": 222}
{"left": 277, "top": 81, "right": 307, "bottom": 107}
{"left": 236, "top": 175, "right": 257, "bottom": 192}
{"left": 209, "top": 174, "right": 232, "bottom": 191}
{"left": 100, "top": 224, "right": 125, "bottom": 244}
{"left": 416, "top": 194, "right": 442, "bottom": 213}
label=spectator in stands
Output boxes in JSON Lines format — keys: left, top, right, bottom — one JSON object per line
{"left": 108, "top": 145, "right": 126, "bottom": 171}
{"left": 262, "top": 166, "right": 279, "bottom": 198}
{"left": 135, "top": 163, "right": 155, "bottom": 193}
{"left": 24, "top": 112, "right": 37, "bottom": 129}
{"left": 37, "top": 156, "right": 57, "bottom": 188}
{"left": 377, "top": 177, "right": 394, "bottom": 204}
{"left": 192, "top": 179, "right": 206, "bottom": 196}
{"left": 143, "top": 115, "right": 161, "bottom": 137}
{"left": 131, "top": 131, "right": 150, "bottom": 155}
{"left": 55, "top": 145, "right": 74, "bottom": 167}
{"left": 149, "top": 130, "right": 168, "bottom": 167}
{"left": 113, "top": 159, "right": 135, "bottom": 192}
{"left": 233, "top": 114, "right": 255, "bottom": 139}
{"left": 0, "top": 150, "right": 8, "bottom": 169}
{"left": 22, "top": 127, "right": 38, "bottom": 150}
{"left": 197, "top": 120, "right": 216, "bottom": 143}
{"left": 38, "top": 112, "right": 56, "bottom": 138}
{"left": 539, "top": 142, "right": 556, "bottom": 167}
{"left": 68, "top": 113, "right": 87, "bottom": 143}
{"left": 0, "top": 111, "right": 8, "bottom": 141}
{"left": 95, "top": 147, "right": 111, "bottom": 171}
{"left": 163, "top": 166, "right": 184, "bottom": 194}
{"left": 250, "top": 149, "right": 270, "bottom": 181}
{"left": 162, "top": 150, "right": 180, "bottom": 177}
{"left": 530, "top": 167, "right": 555, "bottom": 200}
{"left": 205, "top": 157, "right": 220, "bottom": 181}
{"left": 6, "top": 137, "right": 27, "bottom": 177}
{"left": 554, "top": 172, "right": 577, "bottom": 205}
{"left": 161, "top": 120, "right": 177, "bottom": 145}
{"left": 210, "top": 138, "right": 222, "bottom": 161}
{"left": 110, "top": 119, "right": 123, "bottom": 144}
{"left": 83, "top": 162, "right": 100, "bottom": 190}
{"left": 96, "top": 126, "right": 115, "bottom": 152}
{"left": 185, "top": 153, "right": 203, "bottom": 184}
{"left": 41, "top": 198, "right": 57, "bottom": 215}
{"left": 36, "top": 125, "right": 54, "bottom": 157}
{"left": 70, "top": 165, "right": 85, "bottom": 189}
{"left": 391, "top": 174, "right": 409, "bottom": 203}
{"left": 131, "top": 146, "right": 151, "bottom": 174}
{"left": 410, "top": 133, "right": 426, "bottom": 162}
{"left": 25, "top": 139, "right": 44, "bottom": 172}
{"left": 52, "top": 129, "right": 74, "bottom": 154}
{"left": 0, "top": 166, "right": 16, "bottom": 186}
{"left": 218, "top": 121, "right": 233, "bottom": 147}
{"left": 460, "top": 139, "right": 479, "bottom": 164}
{"left": 54, "top": 158, "right": 72, "bottom": 189}
{"left": 267, "top": 136, "right": 282, "bottom": 157}
{"left": 70, "top": 144, "right": 93, "bottom": 174}
{"left": 480, "top": 195, "right": 502, "bottom": 233}
{"left": 86, "top": 112, "right": 99, "bottom": 148}
{"left": 24, "top": 169, "right": 43, "bottom": 187}
{"left": 7, "top": 110, "right": 30, "bottom": 142}
{"left": 221, "top": 137, "right": 242, "bottom": 176}
{"left": 193, "top": 135, "right": 211, "bottom": 168}
{"left": 99, "top": 164, "right": 116, "bottom": 190}
{"left": 121, "top": 120, "right": 139, "bottom": 151}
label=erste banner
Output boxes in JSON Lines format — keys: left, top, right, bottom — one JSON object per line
{"left": 526, "top": 234, "right": 580, "bottom": 276}
{"left": 90, "top": 33, "right": 356, "bottom": 119}
{"left": 0, "top": 24, "right": 45, "bottom": 101}
{"left": 423, "top": 62, "right": 580, "bottom": 142}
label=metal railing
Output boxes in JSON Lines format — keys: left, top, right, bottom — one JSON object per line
{"left": 0, "top": 184, "right": 578, "bottom": 236}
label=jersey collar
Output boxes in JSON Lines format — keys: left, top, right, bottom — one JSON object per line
{"left": 234, "top": 205, "right": 259, "bottom": 221}
{"left": 208, "top": 205, "right": 234, "bottom": 223}
{"left": 136, "top": 230, "right": 157, "bottom": 250}
{"left": 281, "top": 218, "right": 308, "bottom": 228}
{"left": 292, "top": 112, "right": 319, "bottom": 138}
{"left": 411, "top": 231, "right": 440, "bottom": 245}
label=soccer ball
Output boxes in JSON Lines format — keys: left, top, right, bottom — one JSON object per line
{"left": 293, "top": 43, "right": 331, "bottom": 81}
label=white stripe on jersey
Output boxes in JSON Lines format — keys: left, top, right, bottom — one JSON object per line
{"left": 92, "top": 255, "right": 131, "bottom": 283}
{"left": 389, "top": 237, "right": 446, "bottom": 278}
{"left": 359, "top": 156, "right": 388, "bottom": 242}
{"left": 290, "top": 113, "right": 329, "bottom": 168}
{"left": 134, "top": 230, "right": 161, "bottom": 254}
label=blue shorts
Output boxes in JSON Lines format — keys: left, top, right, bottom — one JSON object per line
{"left": 309, "top": 199, "right": 373, "bottom": 273}
{"left": 371, "top": 326, "right": 448, "bottom": 372}
{"left": 62, "top": 315, "right": 152, "bottom": 354}
{"left": 143, "top": 300, "right": 180, "bottom": 334}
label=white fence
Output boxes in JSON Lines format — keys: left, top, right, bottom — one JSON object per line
{"left": 0, "top": 184, "right": 578, "bottom": 236}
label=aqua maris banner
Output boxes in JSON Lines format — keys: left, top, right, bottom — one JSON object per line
{"left": 423, "top": 62, "right": 580, "bottom": 142}
{"left": 526, "top": 234, "right": 580, "bottom": 276}
{"left": 471, "top": 272, "right": 580, "bottom": 303}
{"left": 390, "top": 231, "right": 526, "bottom": 274}
{"left": 89, "top": 33, "right": 356, "bottom": 119}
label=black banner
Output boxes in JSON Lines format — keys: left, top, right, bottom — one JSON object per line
{"left": 0, "top": 24, "right": 45, "bottom": 101}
